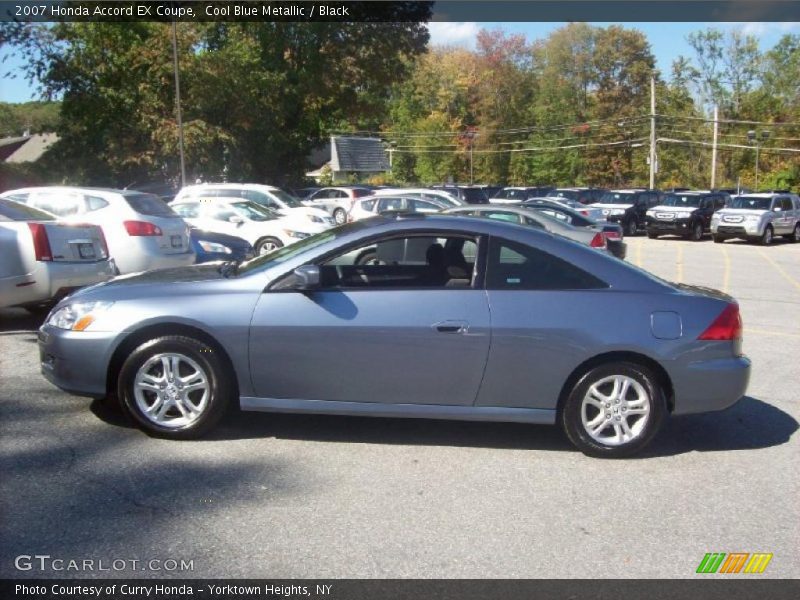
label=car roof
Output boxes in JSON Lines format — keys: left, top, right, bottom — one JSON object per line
{"left": 181, "top": 183, "right": 281, "bottom": 192}
{"left": 3, "top": 186, "right": 149, "bottom": 197}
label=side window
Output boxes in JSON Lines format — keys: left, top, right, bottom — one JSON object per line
{"left": 86, "top": 195, "right": 109, "bottom": 211}
{"left": 781, "top": 198, "right": 793, "bottom": 211}
{"left": 206, "top": 204, "right": 238, "bottom": 221}
{"left": 29, "top": 192, "right": 85, "bottom": 217}
{"left": 409, "top": 199, "right": 440, "bottom": 213}
{"left": 483, "top": 211, "right": 521, "bottom": 224}
{"left": 360, "top": 199, "right": 376, "bottom": 211}
{"left": 378, "top": 198, "right": 403, "bottom": 211}
{"left": 304, "top": 234, "right": 478, "bottom": 290}
{"left": 173, "top": 203, "right": 200, "bottom": 218}
{"left": 486, "top": 237, "right": 607, "bottom": 291}
{"left": 523, "top": 216, "right": 545, "bottom": 229}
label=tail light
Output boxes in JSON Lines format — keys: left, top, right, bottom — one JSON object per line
{"left": 589, "top": 232, "right": 607, "bottom": 248}
{"left": 580, "top": 210, "right": 589, "bottom": 216}
{"left": 698, "top": 304, "right": 742, "bottom": 341}
{"left": 97, "top": 227, "right": 110, "bottom": 258}
{"left": 124, "top": 220, "right": 162, "bottom": 236}
{"left": 603, "top": 230, "right": 621, "bottom": 240}
{"left": 27, "top": 223, "right": 53, "bottom": 261}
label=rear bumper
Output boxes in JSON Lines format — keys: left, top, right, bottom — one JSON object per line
{"left": 38, "top": 325, "right": 118, "bottom": 398}
{"left": 115, "top": 249, "right": 196, "bottom": 274}
{"left": 670, "top": 355, "right": 751, "bottom": 415}
{"left": 2, "top": 260, "right": 115, "bottom": 309}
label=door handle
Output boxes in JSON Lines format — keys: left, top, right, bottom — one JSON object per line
{"left": 433, "top": 320, "right": 469, "bottom": 334}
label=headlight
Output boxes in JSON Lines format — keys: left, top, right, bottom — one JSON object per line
{"left": 676, "top": 211, "right": 692, "bottom": 219}
{"left": 711, "top": 214, "right": 720, "bottom": 221}
{"left": 309, "top": 215, "right": 324, "bottom": 224}
{"left": 197, "top": 240, "right": 232, "bottom": 254}
{"left": 612, "top": 209, "right": 625, "bottom": 216}
{"left": 46, "top": 301, "right": 114, "bottom": 331}
{"left": 283, "top": 229, "right": 311, "bottom": 239}
{"left": 745, "top": 214, "right": 762, "bottom": 222}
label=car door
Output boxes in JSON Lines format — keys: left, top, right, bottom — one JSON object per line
{"left": 475, "top": 235, "right": 610, "bottom": 410}
{"left": 779, "top": 197, "right": 793, "bottom": 233}
{"left": 248, "top": 232, "right": 491, "bottom": 406}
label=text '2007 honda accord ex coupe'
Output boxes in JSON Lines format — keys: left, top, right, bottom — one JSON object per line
{"left": 38, "top": 213, "right": 750, "bottom": 457}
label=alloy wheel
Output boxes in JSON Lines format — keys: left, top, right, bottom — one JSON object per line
{"left": 133, "top": 353, "right": 210, "bottom": 429}
{"left": 580, "top": 375, "right": 651, "bottom": 446}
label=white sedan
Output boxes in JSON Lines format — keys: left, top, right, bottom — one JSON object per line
{"left": 0, "top": 197, "right": 115, "bottom": 311}
{"left": 171, "top": 197, "right": 327, "bottom": 255}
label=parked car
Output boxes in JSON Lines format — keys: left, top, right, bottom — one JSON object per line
{"left": 645, "top": 191, "right": 729, "bottom": 241}
{"left": 174, "top": 183, "right": 334, "bottom": 228}
{"left": 348, "top": 195, "right": 450, "bottom": 222}
{"left": 590, "top": 189, "right": 662, "bottom": 237}
{"left": 430, "top": 185, "right": 490, "bottom": 204}
{"left": 525, "top": 196, "right": 607, "bottom": 222}
{"left": 171, "top": 197, "right": 326, "bottom": 255}
{"left": 190, "top": 228, "right": 255, "bottom": 264}
{"left": 372, "top": 187, "right": 466, "bottom": 206}
{"left": 711, "top": 193, "right": 800, "bottom": 245}
{"left": 546, "top": 187, "right": 607, "bottom": 205}
{"left": 0, "top": 197, "right": 114, "bottom": 311}
{"left": 491, "top": 187, "right": 547, "bottom": 204}
{"left": 522, "top": 200, "right": 626, "bottom": 260}
{"left": 303, "top": 186, "right": 374, "bottom": 224}
{"left": 1, "top": 187, "right": 195, "bottom": 274}
{"left": 124, "top": 181, "right": 179, "bottom": 204}
{"left": 442, "top": 205, "right": 609, "bottom": 253}
{"left": 38, "top": 213, "right": 750, "bottom": 457}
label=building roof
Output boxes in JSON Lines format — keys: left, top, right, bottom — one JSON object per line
{"left": 331, "top": 136, "right": 389, "bottom": 173}
{"left": 4, "top": 133, "right": 59, "bottom": 163}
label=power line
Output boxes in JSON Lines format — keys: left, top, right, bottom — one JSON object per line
{"left": 392, "top": 137, "right": 649, "bottom": 154}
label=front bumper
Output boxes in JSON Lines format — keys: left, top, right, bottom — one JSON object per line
{"left": 38, "top": 325, "right": 118, "bottom": 398}
{"left": 711, "top": 221, "right": 764, "bottom": 238}
{"left": 646, "top": 217, "right": 693, "bottom": 234}
{"left": 670, "top": 355, "right": 751, "bottom": 415}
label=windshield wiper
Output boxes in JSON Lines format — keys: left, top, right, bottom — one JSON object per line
{"left": 218, "top": 260, "right": 240, "bottom": 278}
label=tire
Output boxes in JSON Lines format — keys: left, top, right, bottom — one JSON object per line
{"left": 759, "top": 225, "right": 774, "bottom": 246}
{"left": 333, "top": 208, "right": 347, "bottom": 225}
{"left": 624, "top": 219, "right": 638, "bottom": 237}
{"left": 255, "top": 237, "right": 283, "bottom": 255}
{"left": 117, "top": 335, "right": 233, "bottom": 439}
{"left": 712, "top": 234, "right": 724, "bottom": 244}
{"left": 787, "top": 224, "right": 800, "bottom": 243}
{"left": 690, "top": 221, "right": 704, "bottom": 241}
{"left": 560, "top": 362, "right": 667, "bottom": 458}
{"left": 646, "top": 231, "right": 658, "bottom": 239}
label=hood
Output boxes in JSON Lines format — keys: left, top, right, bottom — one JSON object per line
{"left": 591, "top": 203, "right": 633, "bottom": 211}
{"left": 648, "top": 205, "right": 698, "bottom": 213}
{"left": 68, "top": 264, "right": 226, "bottom": 300}
{"left": 284, "top": 206, "right": 331, "bottom": 218}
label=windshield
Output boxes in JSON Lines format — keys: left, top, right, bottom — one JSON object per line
{"left": 598, "top": 192, "right": 637, "bottom": 205}
{"left": 268, "top": 189, "right": 304, "bottom": 208}
{"left": 729, "top": 196, "right": 772, "bottom": 210}
{"left": 662, "top": 194, "right": 702, "bottom": 208}
{"left": 126, "top": 193, "right": 179, "bottom": 217}
{"left": 0, "top": 198, "right": 56, "bottom": 221}
{"left": 232, "top": 201, "right": 278, "bottom": 221}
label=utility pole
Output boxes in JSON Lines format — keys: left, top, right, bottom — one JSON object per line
{"left": 710, "top": 105, "right": 718, "bottom": 189}
{"left": 649, "top": 75, "right": 656, "bottom": 189}
{"left": 171, "top": 21, "right": 187, "bottom": 189}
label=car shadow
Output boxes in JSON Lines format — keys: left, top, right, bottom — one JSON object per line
{"left": 93, "top": 395, "right": 797, "bottom": 457}
{"left": 0, "top": 308, "right": 43, "bottom": 334}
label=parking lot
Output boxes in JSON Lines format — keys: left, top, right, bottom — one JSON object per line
{"left": 1, "top": 235, "right": 798, "bottom": 579}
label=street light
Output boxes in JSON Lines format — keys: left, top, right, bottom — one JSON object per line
{"left": 747, "top": 129, "right": 770, "bottom": 190}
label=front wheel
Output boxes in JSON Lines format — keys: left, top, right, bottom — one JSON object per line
{"left": 256, "top": 237, "right": 283, "bottom": 255}
{"left": 690, "top": 221, "right": 704, "bottom": 241}
{"left": 560, "top": 362, "right": 667, "bottom": 458}
{"left": 760, "top": 225, "right": 774, "bottom": 246}
{"left": 624, "top": 219, "right": 638, "bottom": 237}
{"left": 117, "top": 336, "right": 233, "bottom": 439}
{"left": 712, "top": 234, "right": 724, "bottom": 243}
{"left": 333, "top": 208, "right": 347, "bottom": 225}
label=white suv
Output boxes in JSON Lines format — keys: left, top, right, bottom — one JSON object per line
{"left": 711, "top": 193, "right": 800, "bottom": 245}
{"left": 1, "top": 187, "right": 195, "bottom": 274}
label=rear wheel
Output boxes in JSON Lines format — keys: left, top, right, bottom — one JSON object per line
{"left": 333, "top": 208, "right": 347, "bottom": 225}
{"left": 560, "top": 362, "right": 667, "bottom": 458}
{"left": 624, "top": 219, "right": 638, "bottom": 237}
{"left": 785, "top": 223, "right": 800, "bottom": 243}
{"left": 690, "top": 221, "right": 704, "bottom": 241}
{"left": 256, "top": 237, "right": 283, "bottom": 255}
{"left": 759, "top": 225, "right": 774, "bottom": 246}
{"left": 117, "top": 336, "right": 233, "bottom": 439}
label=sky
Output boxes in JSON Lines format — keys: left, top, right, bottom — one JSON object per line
{"left": 2, "top": 21, "right": 799, "bottom": 103}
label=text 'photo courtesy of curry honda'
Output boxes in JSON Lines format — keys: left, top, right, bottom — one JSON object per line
{"left": 37, "top": 214, "right": 750, "bottom": 458}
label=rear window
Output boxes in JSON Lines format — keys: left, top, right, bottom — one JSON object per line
{"left": 463, "top": 188, "right": 488, "bottom": 203}
{"left": 125, "top": 193, "right": 178, "bottom": 217}
{"left": 0, "top": 198, "right": 56, "bottom": 221}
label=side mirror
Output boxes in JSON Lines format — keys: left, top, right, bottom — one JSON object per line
{"left": 228, "top": 216, "right": 244, "bottom": 225}
{"left": 293, "top": 264, "right": 320, "bottom": 291}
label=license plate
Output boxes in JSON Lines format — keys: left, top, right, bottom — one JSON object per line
{"left": 170, "top": 235, "right": 183, "bottom": 248}
{"left": 78, "top": 243, "right": 96, "bottom": 259}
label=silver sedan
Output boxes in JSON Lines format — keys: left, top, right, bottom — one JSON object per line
{"left": 38, "top": 214, "right": 750, "bottom": 457}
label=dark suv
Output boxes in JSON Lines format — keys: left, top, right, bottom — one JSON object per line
{"left": 590, "top": 189, "right": 661, "bottom": 236}
{"left": 547, "top": 187, "right": 607, "bottom": 205}
{"left": 430, "top": 185, "right": 489, "bottom": 204}
{"left": 645, "top": 191, "right": 729, "bottom": 241}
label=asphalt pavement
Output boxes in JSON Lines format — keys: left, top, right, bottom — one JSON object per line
{"left": 1, "top": 235, "right": 798, "bottom": 579}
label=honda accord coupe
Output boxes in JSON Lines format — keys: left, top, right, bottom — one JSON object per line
{"left": 37, "top": 213, "right": 750, "bottom": 457}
